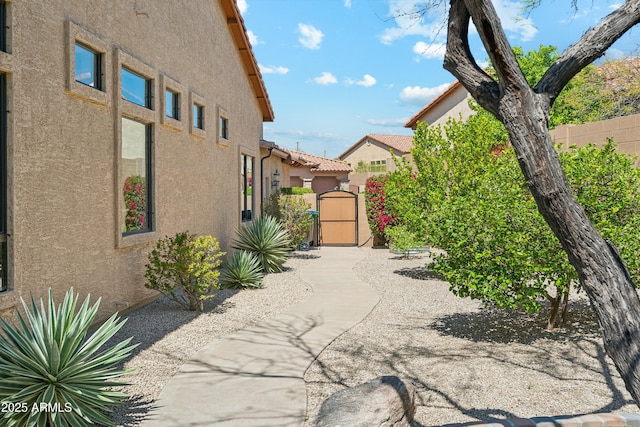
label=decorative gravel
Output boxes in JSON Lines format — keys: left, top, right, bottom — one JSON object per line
{"left": 108, "top": 253, "right": 315, "bottom": 426}
{"left": 303, "top": 247, "right": 638, "bottom": 426}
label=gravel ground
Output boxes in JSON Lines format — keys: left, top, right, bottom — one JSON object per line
{"left": 303, "top": 247, "right": 638, "bottom": 426}
{"left": 108, "top": 253, "right": 315, "bottom": 426}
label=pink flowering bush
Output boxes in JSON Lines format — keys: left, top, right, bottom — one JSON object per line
{"left": 364, "top": 175, "right": 397, "bottom": 235}
{"left": 123, "top": 175, "right": 147, "bottom": 232}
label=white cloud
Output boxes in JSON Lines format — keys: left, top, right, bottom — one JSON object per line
{"left": 247, "top": 30, "right": 259, "bottom": 46}
{"left": 379, "top": 0, "right": 448, "bottom": 45}
{"left": 350, "top": 74, "right": 377, "bottom": 87}
{"left": 380, "top": 0, "right": 536, "bottom": 45}
{"left": 313, "top": 72, "right": 338, "bottom": 85}
{"left": 492, "top": 0, "right": 537, "bottom": 42}
{"left": 367, "top": 118, "right": 408, "bottom": 127}
{"left": 237, "top": 0, "right": 248, "bottom": 15}
{"left": 260, "top": 64, "right": 289, "bottom": 75}
{"left": 344, "top": 0, "right": 352, "bottom": 7}
{"left": 298, "top": 23, "right": 324, "bottom": 50}
{"left": 399, "top": 83, "right": 451, "bottom": 105}
{"left": 412, "top": 41, "right": 446, "bottom": 60}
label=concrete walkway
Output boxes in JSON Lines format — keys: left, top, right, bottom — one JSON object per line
{"left": 141, "top": 246, "right": 380, "bottom": 427}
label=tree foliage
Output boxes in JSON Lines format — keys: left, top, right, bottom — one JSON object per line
{"left": 400, "top": 112, "right": 640, "bottom": 329}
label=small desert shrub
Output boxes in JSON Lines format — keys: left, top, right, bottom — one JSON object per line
{"left": 0, "top": 288, "right": 136, "bottom": 427}
{"left": 264, "top": 193, "right": 312, "bottom": 249}
{"left": 220, "top": 250, "right": 264, "bottom": 289}
{"left": 145, "top": 232, "right": 225, "bottom": 311}
{"left": 233, "top": 215, "right": 290, "bottom": 273}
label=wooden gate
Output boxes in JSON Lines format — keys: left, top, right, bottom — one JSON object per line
{"left": 318, "top": 190, "right": 358, "bottom": 246}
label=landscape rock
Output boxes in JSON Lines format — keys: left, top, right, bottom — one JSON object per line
{"left": 310, "top": 375, "right": 416, "bottom": 427}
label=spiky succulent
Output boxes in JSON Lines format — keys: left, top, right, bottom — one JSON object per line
{"left": 220, "top": 250, "right": 264, "bottom": 289}
{"left": 233, "top": 215, "right": 291, "bottom": 273}
{"left": 0, "top": 288, "right": 137, "bottom": 427}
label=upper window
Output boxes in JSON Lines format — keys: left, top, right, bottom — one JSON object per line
{"left": 0, "top": 73, "right": 7, "bottom": 292}
{"left": 121, "top": 117, "right": 152, "bottom": 235}
{"left": 241, "top": 155, "right": 254, "bottom": 222}
{"left": 122, "top": 68, "right": 152, "bottom": 109}
{"left": 193, "top": 103, "right": 204, "bottom": 130}
{"left": 75, "top": 43, "right": 102, "bottom": 90}
{"left": 0, "top": 1, "right": 7, "bottom": 53}
{"left": 219, "top": 116, "right": 229, "bottom": 140}
{"left": 166, "top": 89, "right": 179, "bottom": 120}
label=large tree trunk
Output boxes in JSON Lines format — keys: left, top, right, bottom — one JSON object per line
{"left": 443, "top": 0, "right": 640, "bottom": 406}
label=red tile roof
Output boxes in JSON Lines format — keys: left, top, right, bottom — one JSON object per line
{"left": 338, "top": 134, "right": 414, "bottom": 160}
{"left": 284, "top": 149, "right": 352, "bottom": 173}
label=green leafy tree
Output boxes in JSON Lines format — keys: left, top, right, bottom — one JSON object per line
{"left": 264, "top": 192, "right": 312, "bottom": 249}
{"left": 406, "top": 112, "right": 640, "bottom": 329}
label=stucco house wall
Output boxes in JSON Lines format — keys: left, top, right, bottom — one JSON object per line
{"left": 0, "top": 0, "right": 272, "bottom": 321}
{"left": 405, "top": 81, "right": 474, "bottom": 129}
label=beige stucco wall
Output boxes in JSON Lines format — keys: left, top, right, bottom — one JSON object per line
{"left": 341, "top": 137, "right": 402, "bottom": 171}
{"left": 550, "top": 114, "right": 640, "bottom": 165}
{"left": 0, "top": 0, "right": 267, "bottom": 321}
{"left": 418, "top": 85, "right": 474, "bottom": 127}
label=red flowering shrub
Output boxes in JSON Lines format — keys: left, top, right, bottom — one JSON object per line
{"left": 364, "top": 175, "right": 397, "bottom": 235}
{"left": 123, "top": 175, "right": 147, "bottom": 232}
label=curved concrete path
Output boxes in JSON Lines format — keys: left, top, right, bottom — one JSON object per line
{"left": 142, "top": 246, "right": 380, "bottom": 427}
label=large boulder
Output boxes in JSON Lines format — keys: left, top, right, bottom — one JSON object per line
{"left": 310, "top": 375, "right": 416, "bottom": 427}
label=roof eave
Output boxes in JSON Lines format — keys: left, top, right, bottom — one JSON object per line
{"left": 221, "top": 0, "right": 275, "bottom": 122}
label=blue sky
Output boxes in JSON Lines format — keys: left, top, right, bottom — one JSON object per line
{"left": 238, "top": 0, "right": 640, "bottom": 158}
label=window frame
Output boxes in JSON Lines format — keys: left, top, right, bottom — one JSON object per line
{"left": 0, "top": 1, "right": 7, "bottom": 53}
{"left": 122, "top": 67, "right": 153, "bottom": 110}
{"left": 189, "top": 91, "right": 206, "bottom": 139}
{"left": 160, "top": 75, "right": 184, "bottom": 131}
{"left": 193, "top": 103, "right": 204, "bottom": 130}
{"left": 74, "top": 42, "right": 103, "bottom": 90}
{"left": 241, "top": 154, "right": 254, "bottom": 222}
{"left": 66, "top": 21, "right": 111, "bottom": 106}
{"left": 165, "top": 89, "right": 179, "bottom": 120}
{"left": 0, "top": 73, "right": 7, "bottom": 292}
{"left": 120, "top": 116, "right": 153, "bottom": 237}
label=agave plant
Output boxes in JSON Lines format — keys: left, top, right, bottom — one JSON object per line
{"left": 0, "top": 288, "right": 137, "bottom": 427}
{"left": 220, "top": 250, "right": 264, "bottom": 289}
{"left": 233, "top": 215, "right": 291, "bottom": 273}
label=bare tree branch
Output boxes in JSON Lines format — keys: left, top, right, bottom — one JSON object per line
{"left": 538, "top": 0, "right": 640, "bottom": 102}
{"left": 443, "top": 0, "right": 500, "bottom": 117}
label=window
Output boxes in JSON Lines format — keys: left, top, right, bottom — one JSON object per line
{"left": 122, "top": 67, "right": 152, "bottom": 109}
{"left": 219, "top": 116, "right": 229, "bottom": 140}
{"left": 0, "top": 1, "right": 7, "bottom": 53}
{"left": 165, "top": 89, "right": 179, "bottom": 120}
{"left": 0, "top": 74, "right": 7, "bottom": 291}
{"left": 241, "top": 155, "right": 254, "bottom": 222}
{"left": 75, "top": 43, "right": 102, "bottom": 90}
{"left": 193, "top": 103, "right": 204, "bottom": 130}
{"left": 121, "top": 117, "right": 152, "bottom": 235}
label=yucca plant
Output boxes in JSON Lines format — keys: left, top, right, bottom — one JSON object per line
{"left": 0, "top": 288, "right": 137, "bottom": 427}
{"left": 220, "top": 250, "right": 264, "bottom": 289}
{"left": 233, "top": 215, "right": 291, "bottom": 273}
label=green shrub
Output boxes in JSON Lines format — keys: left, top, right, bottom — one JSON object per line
{"left": 0, "top": 288, "right": 136, "bottom": 427}
{"left": 233, "top": 216, "right": 290, "bottom": 273}
{"left": 145, "top": 232, "right": 225, "bottom": 312}
{"left": 280, "top": 187, "right": 314, "bottom": 195}
{"left": 264, "top": 193, "right": 312, "bottom": 249}
{"left": 220, "top": 250, "right": 264, "bottom": 289}
{"left": 384, "top": 225, "right": 427, "bottom": 255}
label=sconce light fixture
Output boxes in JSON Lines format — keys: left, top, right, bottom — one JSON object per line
{"left": 272, "top": 169, "right": 280, "bottom": 188}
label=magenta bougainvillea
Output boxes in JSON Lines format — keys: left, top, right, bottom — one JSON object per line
{"left": 123, "top": 175, "right": 147, "bottom": 232}
{"left": 364, "top": 175, "right": 397, "bottom": 235}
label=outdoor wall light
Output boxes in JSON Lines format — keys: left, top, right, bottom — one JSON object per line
{"left": 272, "top": 169, "right": 280, "bottom": 188}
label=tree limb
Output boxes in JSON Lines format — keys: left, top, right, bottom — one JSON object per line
{"left": 538, "top": 0, "right": 640, "bottom": 102}
{"left": 443, "top": 0, "right": 500, "bottom": 117}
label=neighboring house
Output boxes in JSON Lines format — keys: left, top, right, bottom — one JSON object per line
{"left": 0, "top": 0, "right": 274, "bottom": 321}
{"left": 260, "top": 139, "right": 292, "bottom": 207}
{"left": 285, "top": 150, "right": 352, "bottom": 194}
{"left": 405, "top": 80, "right": 474, "bottom": 129}
{"left": 338, "top": 134, "right": 414, "bottom": 188}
